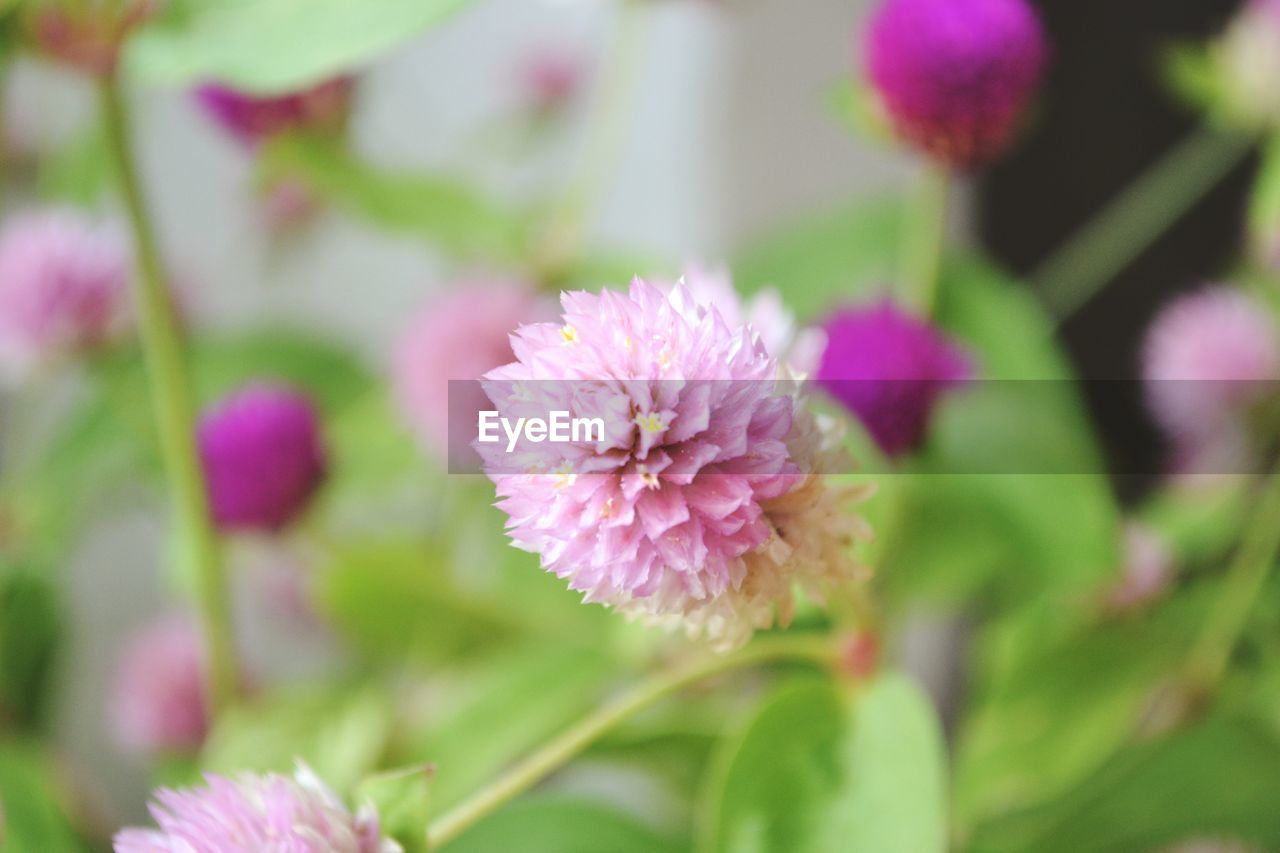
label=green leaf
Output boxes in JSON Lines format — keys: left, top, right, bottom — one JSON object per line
{"left": 127, "top": 0, "right": 473, "bottom": 92}
{"left": 1249, "top": 134, "right": 1280, "bottom": 257}
{"left": 0, "top": 572, "right": 61, "bottom": 732}
{"left": 968, "top": 715, "right": 1280, "bottom": 852}
{"left": 407, "top": 644, "right": 615, "bottom": 813}
{"left": 0, "top": 739, "right": 87, "bottom": 852}
{"left": 201, "top": 683, "right": 392, "bottom": 795}
{"left": 37, "top": 119, "right": 114, "bottom": 206}
{"left": 262, "top": 137, "right": 530, "bottom": 263}
{"left": 357, "top": 766, "right": 433, "bottom": 853}
{"left": 443, "top": 795, "right": 683, "bottom": 853}
{"left": 1163, "top": 43, "right": 1225, "bottom": 120}
{"left": 701, "top": 674, "right": 947, "bottom": 853}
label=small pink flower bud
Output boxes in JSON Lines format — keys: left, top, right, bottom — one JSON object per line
{"left": 110, "top": 613, "right": 207, "bottom": 756}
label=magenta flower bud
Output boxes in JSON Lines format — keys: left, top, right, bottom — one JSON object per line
{"left": 1143, "top": 287, "right": 1280, "bottom": 451}
{"left": 110, "top": 614, "right": 207, "bottom": 757}
{"left": 30, "top": 0, "right": 160, "bottom": 77}
{"left": 393, "top": 280, "right": 553, "bottom": 466}
{"left": 114, "top": 764, "right": 399, "bottom": 852}
{"left": 816, "top": 299, "right": 972, "bottom": 457}
{"left": 863, "top": 0, "right": 1049, "bottom": 169}
{"left": 197, "top": 383, "right": 327, "bottom": 533}
{"left": 194, "top": 77, "right": 354, "bottom": 146}
{"left": 0, "top": 210, "right": 132, "bottom": 381}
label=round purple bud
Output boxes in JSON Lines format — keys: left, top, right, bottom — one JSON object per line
{"left": 197, "top": 383, "right": 327, "bottom": 533}
{"left": 863, "top": 0, "right": 1049, "bottom": 170}
{"left": 816, "top": 299, "right": 972, "bottom": 456}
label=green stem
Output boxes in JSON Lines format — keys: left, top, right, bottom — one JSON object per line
{"left": 425, "top": 634, "right": 837, "bottom": 849}
{"left": 99, "top": 74, "right": 238, "bottom": 714}
{"left": 1185, "top": 466, "right": 1280, "bottom": 694}
{"left": 535, "top": 0, "right": 650, "bottom": 284}
{"left": 1032, "top": 126, "right": 1255, "bottom": 322}
{"left": 899, "top": 164, "right": 951, "bottom": 316}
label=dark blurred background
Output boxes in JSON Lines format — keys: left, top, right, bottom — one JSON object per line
{"left": 983, "top": 0, "right": 1256, "bottom": 500}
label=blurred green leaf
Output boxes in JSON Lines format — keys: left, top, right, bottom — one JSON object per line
{"left": 201, "top": 682, "right": 392, "bottom": 795}
{"left": 408, "top": 644, "right": 615, "bottom": 813}
{"left": 316, "top": 539, "right": 526, "bottom": 664}
{"left": 0, "top": 739, "right": 87, "bottom": 852}
{"left": 0, "top": 572, "right": 60, "bottom": 732}
{"left": 701, "top": 674, "right": 946, "bottom": 853}
{"left": 1164, "top": 43, "right": 1225, "bottom": 120}
{"left": 127, "top": 0, "right": 472, "bottom": 92}
{"left": 444, "top": 795, "right": 683, "bottom": 853}
{"left": 733, "top": 200, "right": 898, "bottom": 320}
{"left": 263, "top": 137, "right": 530, "bottom": 263}
{"left": 191, "top": 327, "right": 372, "bottom": 412}
{"left": 825, "top": 80, "right": 892, "bottom": 145}
{"left": 1249, "top": 134, "right": 1280, "bottom": 256}
{"left": 954, "top": 582, "right": 1216, "bottom": 835}
{"left": 357, "top": 765, "right": 432, "bottom": 853}
{"left": 968, "top": 714, "right": 1280, "bottom": 852}
{"left": 37, "top": 120, "right": 114, "bottom": 206}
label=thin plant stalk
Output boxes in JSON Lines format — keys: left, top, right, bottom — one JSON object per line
{"left": 425, "top": 633, "right": 838, "bottom": 848}
{"left": 99, "top": 73, "right": 239, "bottom": 714}
{"left": 900, "top": 163, "right": 951, "bottom": 316}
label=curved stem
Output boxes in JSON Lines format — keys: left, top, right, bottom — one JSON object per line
{"left": 1185, "top": 466, "right": 1280, "bottom": 694}
{"left": 900, "top": 163, "right": 951, "bottom": 316}
{"left": 426, "top": 633, "right": 838, "bottom": 849}
{"left": 99, "top": 74, "right": 238, "bottom": 714}
{"left": 1032, "top": 126, "right": 1255, "bottom": 322}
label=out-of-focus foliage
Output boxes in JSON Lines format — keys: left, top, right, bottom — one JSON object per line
{"left": 0, "top": 571, "right": 60, "bottom": 731}
{"left": 700, "top": 674, "right": 946, "bottom": 853}
{"left": 447, "top": 795, "right": 685, "bottom": 853}
{"left": 127, "top": 0, "right": 474, "bottom": 92}
{"left": 0, "top": 740, "right": 87, "bottom": 852}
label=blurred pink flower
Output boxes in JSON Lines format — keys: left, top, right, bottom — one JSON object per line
{"left": 1143, "top": 287, "right": 1280, "bottom": 461}
{"left": 393, "top": 280, "right": 552, "bottom": 466}
{"left": 114, "top": 764, "right": 400, "bottom": 852}
{"left": 31, "top": 0, "right": 160, "bottom": 76}
{"left": 517, "top": 49, "right": 585, "bottom": 113}
{"left": 863, "top": 0, "right": 1049, "bottom": 169}
{"left": 198, "top": 383, "right": 327, "bottom": 532}
{"left": 110, "top": 614, "right": 207, "bottom": 757}
{"left": 194, "top": 78, "right": 354, "bottom": 145}
{"left": 0, "top": 210, "right": 132, "bottom": 381}
{"left": 816, "top": 298, "right": 972, "bottom": 457}
{"left": 478, "top": 278, "right": 869, "bottom": 650}
{"left": 1105, "top": 522, "right": 1173, "bottom": 611}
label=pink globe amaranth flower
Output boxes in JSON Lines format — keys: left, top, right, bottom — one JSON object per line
{"left": 1143, "top": 287, "right": 1280, "bottom": 457}
{"left": 198, "top": 383, "right": 327, "bottom": 533}
{"left": 478, "top": 278, "right": 871, "bottom": 651}
{"left": 816, "top": 299, "right": 972, "bottom": 457}
{"left": 663, "top": 264, "right": 826, "bottom": 376}
{"left": 30, "top": 0, "right": 161, "bottom": 77}
{"left": 110, "top": 613, "right": 207, "bottom": 756}
{"left": 194, "top": 77, "right": 354, "bottom": 145}
{"left": 393, "top": 280, "right": 553, "bottom": 467}
{"left": 517, "top": 49, "right": 585, "bottom": 114}
{"left": 0, "top": 210, "right": 132, "bottom": 381}
{"left": 863, "top": 0, "right": 1049, "bottom": 169}
{"left": 114, "top": 764, "right": 401, "bottom": 853}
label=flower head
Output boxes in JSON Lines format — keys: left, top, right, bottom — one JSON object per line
{"left": 863, "top": 0, "right": 1049, "bottom": 169}
{"left": 0, "top": 210, "right": 132, "bottom": 381}
{"left": 1214, "top": 0, "right": 1280, "bottom": 128}
{"left": 114, "top": 764, "right": 401, "bottom": 852}
{"left": 1143, "top": 286, "right": 1280, "bottom": 471}
{"left": 110, "top": 614, "right": 207, "bottom": 756}
{"left": 194, "top": 77, "right": 354, "bottom": 145}
{"left": 30, "top": 0, "right": 160, "bottom": 77}
{"left": 816, "top": 299, "right": 972, "bottom": 457}
{"left": 198, "top": 383, "right": 327, "bottom": 532}
{"left": 478, "top": 277, "right": 869, "bottom": 650}
{"left": 394, "top": 279, "right": 552, "bottom": 466}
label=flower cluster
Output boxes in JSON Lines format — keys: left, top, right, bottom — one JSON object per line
{"left": 477, "top": 277, "right": 869, "bottom": 650}
{"left": 114, "top": 765, "right": 401, "bottom": 852}
{"left": 0, "top": 210, "right": 132, "bottom": 381}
